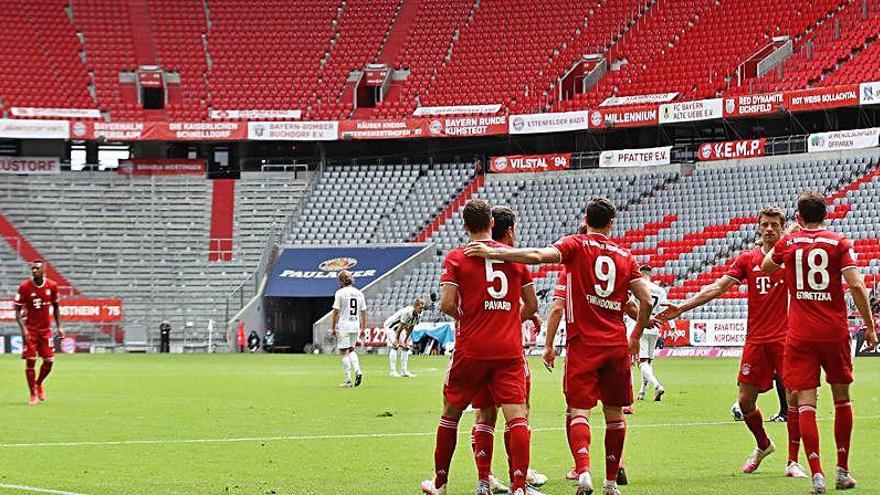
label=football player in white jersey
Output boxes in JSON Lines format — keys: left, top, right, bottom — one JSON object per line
{"left": 385, "top": 298, "right": 425, "bottom": 377}
{"left": 330, "top": 270, "right": 366, "bottom": 388}
{"left": 625, "top": 265, "right": 668, "bottom": 401}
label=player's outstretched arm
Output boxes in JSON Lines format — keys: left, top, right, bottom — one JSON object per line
{"left": 542, "top": 298, "right": 565, "bottom": 371}
{"left": 464, "top": 242, "right": 560, "bottom": 265}
{"left": 761, "top": 248, "right": 781, "bottom": 275}
{"left": 439, "top": 284, "right": 460, "bottom": 319}
{"left": 660, "top": 275, "right": 736, "bottom": 320}
{"left": 844, "top": 268, "right": 878, "bottom": 349}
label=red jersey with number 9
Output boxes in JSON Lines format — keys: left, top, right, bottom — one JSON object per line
{"left": 14, "top": 278, "right": 59, "bottom": 331}
{"left": 440, "top": 240, "right": 533, "bottom": 360}
{"left": 552, "top": 233, "right": 641, "bottom": 346}
{"left": 770, "top": 228, "right": 857, "bottom": 342}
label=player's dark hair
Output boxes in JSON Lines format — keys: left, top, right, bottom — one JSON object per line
{"left": 797, "top": 190, "right": 827, "bottom": 223}
{"left": 31, "top": 259, "right": 43, "bottom": 265}
{"left": 585, "top": 197, "right": 617, "bottom": 229}
{"left": 640, "top": 265, "right": 653, "bottom": 273}
{"left": 463, "top": 199, "right": 492, "bottom": 232}
{"left": 758, "top": 204, "right": 786, "bottom": 224}
{"left": 491, "top": 205, "right": 516, "bottom": 241}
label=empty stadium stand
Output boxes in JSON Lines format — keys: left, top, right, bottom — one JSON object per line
{"left": 0, "top": 172, "right": 309, "bottom": 346}
{"left": 4, "top": 0, "right": 879, "bottom": 120}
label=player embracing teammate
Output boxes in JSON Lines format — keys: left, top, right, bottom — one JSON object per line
{"left": 466, "top": 197, "right": 654, "bottom": 495}
{"left": 761, "top": 191, "right": 876, "bottom": 494}
{"left": 421, "top": 199, "right": 539, "bottom": 495}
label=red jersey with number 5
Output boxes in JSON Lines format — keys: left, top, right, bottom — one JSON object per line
{"left": 770, "top": 228, "right": 857, "bottom": 342}
{"left": 440, "top": 240, "right": 533, "bottom": 360}
{"left": 14, "top": 278, "right": 58, "bottom": 331}
{"left": 723, "top": 247, "right": 787, "bottom": 344}
{"left": 552, "top": 233, "right": 641, "bottom": 346}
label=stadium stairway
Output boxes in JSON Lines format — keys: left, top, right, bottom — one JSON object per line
{"left": 0, "top": 210, "right": 78, "bottom": 296}
{"left": 208, "top": 179, "right": 235, "bottom": 262}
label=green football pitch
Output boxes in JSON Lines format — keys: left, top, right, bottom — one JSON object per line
{"left": 1, "top": 354, "right": 878, "bottom": 495}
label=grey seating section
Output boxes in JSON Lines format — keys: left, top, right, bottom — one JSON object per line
{"left": 0, "top": 173, "right": 309, "bottom": 346}
{"left": 287, "top": 163, "right": 476, "bottom": 245}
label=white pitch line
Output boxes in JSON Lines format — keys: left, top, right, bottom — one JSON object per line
{"left": 0, "top": 415, "right": 876, "bottom": 449}
{"left": 0, "top": 484, "right": 90, "bottom": 495}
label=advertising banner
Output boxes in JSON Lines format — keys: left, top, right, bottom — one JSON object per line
{"left": 117, "top": 159, "right": 206, "bottom": 175}
{"left": 689, "top": 319, "right": 747, "bottom": 346}
{"left": 859, "top": 81, "right": 880, "bottom": 105}
{"left": 659, "top": 98, "right": 723, "bottom": 124}
{"left": 509, "top": 110, "right": 589, "bottom": 134}
{"left": 72, "top": 121, "right": 145, "bottom": 140}
{"left": 363, "top": 69, "right": 389, "bottom": 85}
{"left": 159, "top": 122, "right": 247, "bottom": 140}
{"left": 697, "top": 138, "right": 766, "bottom": 161}
{"left": 426, "top": 115, "right": 508, "bottom": 137}
{"left": 0, "top": 119, "right": 69, "bottom": 139}
{"left": 0, "top": 157, "right": 61, "bottom": 174}
{"left": 413, "top": 104, "right": 501, "bottom": 116}
{"left": 489, "top": 153, "right": 571, "bottom": 173}
{"left": 210, "top": 109, "right": 301, "bottom": 120}
{"left": 266, "top": 245, "right": 425, "bottom": 297}
{"left": 10, "top": 107, "right": 101, "bottom": 119}
{"left": 589, "top": 106, "right": 659, "bottom": 128}
{"left": 723, "top": 92, "right": 784, "bottom": 117}
{"left": 807, "top": 128, "right": 880, "bottom": 153}
{"left": 599, "top": 146, "right": 672, "bottom": 168}
{"left": 338, "top": 119, "right": 425, "bottom": 140}
{"left": 138, "top": 72, "right": 163, "bottom": 88}
{"left": 787, "top": 84, "right": 860, "bottom": 112}
{"left": 600, "top": 93, "right": 678, "bottom": 107}
{"left": 248, "top": 121, "right": 338, "bottom": 141}
{"left": 0, "top": 298, "right": 123, "bottom": 322}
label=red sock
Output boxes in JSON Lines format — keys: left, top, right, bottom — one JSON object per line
{"left": 434, "top": 415, "right": 459, "bottom": 487}
{"left": 743, "top": 408, "right": 771, "bottom": 450}
{"left": 787, "top": 406, "right": 801, "bottom": 463}
{"left": 505, "top": 417, "right": 530, "bottom": 492}
{"left": 25, "top": 359, "right": 36, "bottom": 393}
{"left": 471, "top": 422, "right": 495, "bottom": 483}
{"left": 605, "top": 420, "right": 626, "bottom": 482}
{"left": 37, "top": 360, "right": 53, "bottom": 384}
{"left": 503, "top": 425, "right": 512, "bottom": 481}
{"left": 565, "top": 413, "right": 575, "bottom": 466}
{"left": 834, "top": 400, "right": 853, "bottom": 471}
{"left": 799, "top": 404, "right": 823, "bottom": 476}
{"left": 569, "top": 415, "right": 591, "bottom": 474}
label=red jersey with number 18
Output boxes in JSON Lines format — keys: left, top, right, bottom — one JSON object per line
{"left": 770, "top": 228, "right": 857, "bottom": 342}
{"left": 440, "top": 240, "right": 533, "bottom": 360}
{"left": 552, "top": 233, "right": 641, "bottom": 346}
{"left": 723, "top": 247, "right": 787, "bottom": 344}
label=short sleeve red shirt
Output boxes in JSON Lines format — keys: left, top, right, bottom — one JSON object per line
{"left": 14, "top": 278, "right": 58, "bottom": 331}
{"left": 723, "top": 247, "right": 787, "bottom": 343}
{"left": 552, "top": 233, "right": 641, "bottom": 346}
{"left": 440, "top": 240, "right": 533, "bottom": 359}
{"left": 770, "top": 228, "right": 857, "bottom": 342}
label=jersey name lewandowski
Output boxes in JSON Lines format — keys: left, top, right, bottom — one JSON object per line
{"left": 440, "top": 240, "right": 533, "bottom": 360}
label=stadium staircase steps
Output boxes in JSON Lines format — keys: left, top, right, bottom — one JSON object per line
{"left": 377, "top": 0, "right": 421, "bottom": 65}
{"left": 414, "top": 173, "right": 484, "bottom": 242}
{"left": 208, "top": 179, "right": 236, "bottom": 262}
{"left": 0, "top": 210, "right": 78, "bottom": 296}
{"left": 127, "top": 0, "right": 158, "bottom": 65}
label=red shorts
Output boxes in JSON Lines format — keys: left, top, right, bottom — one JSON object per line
{"left": 738, "top": 341, "right": 785, "bottom": 392}
{"left": 22, "top": 329, "right": 54, "bottom": 360}
{"left": 784, "top": 336, "right": 853, "bottom": 391}
{"left": 564, "top": 339, "right": 632, "bottom": 410}
{"left": 471, "top": 357, "right": 531, "bottom": 409}
{"left": 444, "top": 354, "right": 527, "bottom": 411}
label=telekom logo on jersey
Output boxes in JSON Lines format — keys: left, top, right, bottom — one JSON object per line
{"left": 755, "top": 276, "right": 771, "bottom": 295}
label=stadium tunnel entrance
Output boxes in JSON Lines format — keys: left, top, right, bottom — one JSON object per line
{"left": 264, "top": 296, "right": 332, "bottom": 352}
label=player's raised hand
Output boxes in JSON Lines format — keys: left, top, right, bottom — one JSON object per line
{"left": 464, "top": 242, "right": 493, "bottom": 258}
{"left": 657, "top": 302, "right": 682, "bottom": 321}
{"left": 784, "top": 221, "right": 802, "bottom": 236}
{"left": 542, "top": 346, "right": 555, "bottom": 372}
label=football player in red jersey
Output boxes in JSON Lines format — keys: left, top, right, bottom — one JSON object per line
{"left": 421, "top": 199, "right": 541, "bottom": 495}
{"left": 14, "top": 260, "right": 64, "bottom": 405}
{"left": 762, "top": 191, "right": 877, "bottom": 494}
{"left": 469, "top": 205, "right": 549, "bottom": 494}
{"left": 659, "top": 205, "right": 807, "bottom": 478}
{"left": 466, "top": 197, "right": 654, "bottom": 495}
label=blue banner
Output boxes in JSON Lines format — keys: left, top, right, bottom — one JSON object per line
{"left": 266, "top": 245, "right": 424, "bottom": 297}
{"left": 411, "top": 322, "right": 455, "bottom": 349}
